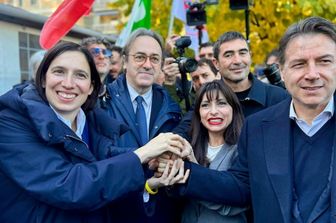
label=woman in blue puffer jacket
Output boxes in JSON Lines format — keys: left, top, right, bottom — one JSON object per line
{"left": 0, "top": 42, "right": 185, "bottom": 223}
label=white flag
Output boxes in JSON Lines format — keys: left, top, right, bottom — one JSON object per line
{"left": 116, "top": 0, "right": 152, "bottom": 47}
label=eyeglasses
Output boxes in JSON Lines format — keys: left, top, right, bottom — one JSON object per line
{"left": 128, "top": 53, "right": 161, "bottom": 65}
{"left": 89, "top": 47, "right": 112, "bottom": 58}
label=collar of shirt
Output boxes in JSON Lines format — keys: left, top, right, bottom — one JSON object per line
{"left": 126, "top": 81, "right": 153, "bottom": 134}
{"left": 289, "top": 95, "right": 334, "bottom": 136}
{"left": 50, "top": 106, "right": 86, "bottom": 139}
{"left": 126, "top": 81, "right": 153, "bottom": 113}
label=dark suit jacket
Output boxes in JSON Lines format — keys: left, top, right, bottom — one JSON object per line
{"left": 105, "top": 74, "right": 182, "bottom": 150}
{"left": 104, "top": 74, "right": 183, "bottom": 223}
{"left": 180, "top": 98, "right": 336, "bottom": 223}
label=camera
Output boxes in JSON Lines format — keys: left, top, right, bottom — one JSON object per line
{"left": 263, "top": 63, "right": 286, "bottom": 89}
{"left": 186, "top": 3, "right": 206, "bottom": 26}
{"left": 186, "top": 1, "right": 218, "bottom": 26}
{"left": 174, "top": 36, "right": 198, "bottom": 111}
{"left": 175, "top": 36, "right": 198, "bottom": 74}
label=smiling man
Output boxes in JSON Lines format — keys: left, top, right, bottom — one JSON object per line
{"left": 171, "top": 16, "right": 336, "bottom": 222}
{"left": 213, "top": 31, "right": 288, "bottom": 117}
{"left": 81, "top": 37, "right": 113, "bottom": 107}
{"left": 81, "top": 37, "right": 112, "bottom": 82}
{"left": 104, "top": 28, "right": 183, "bottom": 223}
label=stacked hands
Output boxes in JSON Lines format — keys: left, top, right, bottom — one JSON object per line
{"left": 134, "top": 133, "right": 197, "bottom": 193}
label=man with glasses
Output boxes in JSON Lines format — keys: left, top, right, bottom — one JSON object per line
{"left": 104, "top": 28, "right": 183, "bottom": 222}
{"left": 81, "top": 37, "right": 112, "bottom": 82}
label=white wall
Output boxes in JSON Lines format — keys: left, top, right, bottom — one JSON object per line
{"left": 0, "top": 21, "right": 82, "bottom": 96}
{"left": 0, "top": 21, "right": 21, "bottom": 95}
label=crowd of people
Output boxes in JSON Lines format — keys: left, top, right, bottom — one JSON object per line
{"left": 0, "top": 16, "right": 335, "bottom": 223}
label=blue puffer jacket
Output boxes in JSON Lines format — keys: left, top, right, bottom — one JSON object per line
{"left": 0, "top": 84, "right": 146, "bottom": 223}
{"left": 105, "top": 74, "right": 182, "bottom": 150}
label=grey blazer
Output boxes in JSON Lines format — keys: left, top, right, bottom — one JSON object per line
{"left": 181, "top": 144, "right": 247, "bottom": 223}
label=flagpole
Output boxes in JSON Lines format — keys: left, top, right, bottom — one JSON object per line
{"left": 168, "top": 0, "right": 176, "bottom": 37}
{"left": 116, "top": 0, "right": 141, "bottom": 46}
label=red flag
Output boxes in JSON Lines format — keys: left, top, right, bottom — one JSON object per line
{"left": 39, "top": 0, "right": 94, "bottom": 49}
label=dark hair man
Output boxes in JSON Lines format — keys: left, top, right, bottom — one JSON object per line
{"left": 104, "top": 45, "right": 123, "bottom": 84}
{"left": 81, "top": 37, "right": 113, "bottom": 107}
{"left": 190, "top": 58, "right": 221, "bottom": 92}
{"left": 81, "top": 37, "right": 112, "bottom": 82}
{"left": 265, "top": 48, "right": 280, "bottom": 66}
{"left": 176, "top": 16, "right": 336, "bottom": 222}
{"left": 213, "top": 31, "right": 288, "bottom": 117}
{"left": 199, "top": 42, "right": 214, "bottom": 60}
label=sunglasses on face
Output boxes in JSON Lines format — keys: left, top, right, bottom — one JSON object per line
{"left": 89, "top": 47, "right": 112, "bottom": 58}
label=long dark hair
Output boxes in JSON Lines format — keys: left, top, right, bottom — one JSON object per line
{"left": 35, "top": 42, "right": 102, "bottom": 112}
{"left": 190, "top": 80, "right": 244, "bottom": 166}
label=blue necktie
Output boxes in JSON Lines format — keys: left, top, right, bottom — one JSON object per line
{"left": 135, "top": 96, "right": 148, "bottom": 146}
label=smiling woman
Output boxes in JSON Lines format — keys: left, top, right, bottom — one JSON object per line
{"left": 35, "top": 42, "right": 101, "bottom": 114}
{"left": 0, "top": 42, "right": 186, "bottom": 223}
{"left": 181, "top": 80, "right": 247, "bottom": 223}
{"left": 44, "top": 51, "right": 94, "bottom": 129}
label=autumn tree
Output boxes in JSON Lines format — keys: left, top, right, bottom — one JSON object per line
{"left": 108, "top": 0, "right": 336, "bottom": 65}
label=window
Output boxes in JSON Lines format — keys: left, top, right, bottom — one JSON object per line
{"left": 18, "top": 32, "right": 42, "bottom": 82}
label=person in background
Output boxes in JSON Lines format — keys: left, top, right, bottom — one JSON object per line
{"left": 104, "top": 45, "right": 123, "bottom": 84}
{"left": 81, "top": 37, "right": 112, "bottom": 83}
{"left": 263, "top": 48, "right": 286, "bottom": 88}
{"left": 190, "top": 58, "right": 221, "bottom": 92}
{"left": 13, "top": 50, "right": 46, "bottom": 88}
{"left": 29, "top": 50, "right": 47, "bottom": 82}
{"left": 199, "top": 42, "right": 214, "bottom": 60}
{"left": 160, "top": 55, "right": 193, "bottom": 113}
{"left": 254, "top": 64, "right": 269, "bottom": 83}
{"left": 81, "top": 37, "right": 112, "bottom": 107}
{"left": 161, "top": 35, "right": 194, "bottom": 113}
{"left": 213, "top": 31, "right": 288, "bottom": 117}
{"left": 180, "top": 80, "right": 247, "bottom": 223}
{"left": 265, "top": 48, "right": 280, "bottom": 66}
{"left": 0, "top": 41, "right": 186, "bottom": 222}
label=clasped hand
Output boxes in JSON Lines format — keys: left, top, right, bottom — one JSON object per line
{"left": 146, "top": 137, "right": 195, "bottom": 190}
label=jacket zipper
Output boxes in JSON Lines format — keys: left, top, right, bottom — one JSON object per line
{"left": 65, "top": 134, "right": 89, "bottom": 150}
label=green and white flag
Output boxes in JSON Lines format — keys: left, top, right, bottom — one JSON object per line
{"left": 116, "top": 0, "right": 152, "bottom": 47}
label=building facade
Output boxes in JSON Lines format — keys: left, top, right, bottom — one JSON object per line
{"left": 0, "top": 3, "right": 115, "bottom": 95}
{"left": 0, "top": 0, "right": 120, "bottom": 35}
